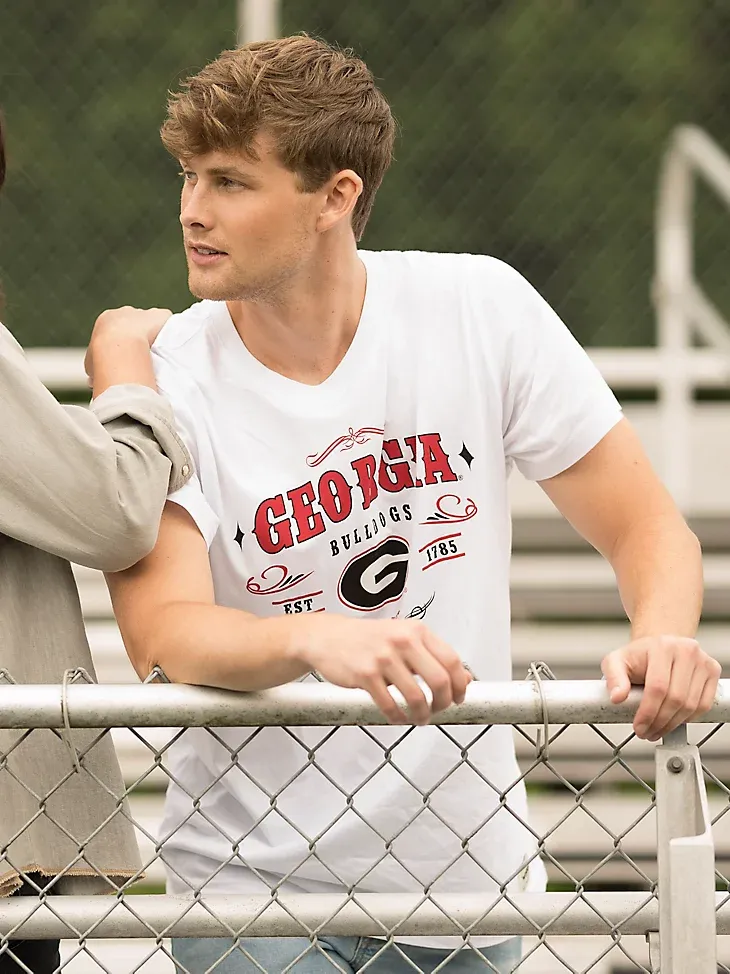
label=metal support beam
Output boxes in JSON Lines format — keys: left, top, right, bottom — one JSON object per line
{"left": 654, "top": 125, "right": 730, "bottom": 507}
{"left": 237, "top": 0, "right": 280, "bottom": 45}
{"left": 654, "top": 725, "right": 717, "bottom": 972}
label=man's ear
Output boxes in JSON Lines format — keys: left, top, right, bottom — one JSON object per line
{"left": 316, "top": 169, "right": 363, "bottom": 233}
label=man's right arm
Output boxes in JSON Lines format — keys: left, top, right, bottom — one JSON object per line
{"left": 106, "top": 502, "right": 471, "bottom": 725}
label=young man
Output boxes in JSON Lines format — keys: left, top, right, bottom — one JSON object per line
{"left": 106, "top": 36, "right": 720, "bottom": 974}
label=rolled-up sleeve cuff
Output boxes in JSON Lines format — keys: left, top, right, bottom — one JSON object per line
{"left": 90, "top": 384, "right": 193, "bottom": 492}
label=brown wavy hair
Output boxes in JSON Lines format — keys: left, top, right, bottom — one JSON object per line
{"left": 160, "top": 35, "right": 395, "bottom": 240}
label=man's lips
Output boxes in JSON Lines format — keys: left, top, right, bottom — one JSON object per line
{"left": 187, "top": 243, "right": 229, "bottom": 266}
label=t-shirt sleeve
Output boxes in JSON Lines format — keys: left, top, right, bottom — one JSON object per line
{"left": 497, "top": 262, "right": 623, "bottom": 481}
{"left": 167, "top": 473, "right": 220, "bottom": 550}
{"left": 153, "top": 359, "right": 220, "bottom": 549}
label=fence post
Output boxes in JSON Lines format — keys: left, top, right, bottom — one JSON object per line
{"left": 653, "top": 725, "right": 716, "bottom": 972}
{"left": 237, "top": 0, "right": 280, "bottom": 44}
{"left": 654, "top": 133, "right": 695, "bottom": 510}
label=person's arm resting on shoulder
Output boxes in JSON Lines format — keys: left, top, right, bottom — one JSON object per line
{"left": 106, "top": 501, "right": 471, "bottom": 726}
{"left": 0, "top": 307, "right": 191, "bottom": 571}
{"left": 540, "top": 418, "right": 719, "bottom": 741}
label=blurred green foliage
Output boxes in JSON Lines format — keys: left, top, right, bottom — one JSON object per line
{"left": 1, "top": 0, "right": 730, "bottom": 347}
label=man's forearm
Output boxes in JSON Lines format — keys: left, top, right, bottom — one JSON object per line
{"left": 143, "top": 602, "right": 313, "bottom": 690}
{"left": 609, "top": 512, "right": 703, "bottom": 639}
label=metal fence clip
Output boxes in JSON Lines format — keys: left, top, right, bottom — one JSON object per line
{"left": 526, "top": 661, "right": 557, "bottom": 760}
{"left": 60, "top": 667, "right": 94, "bottom": 773}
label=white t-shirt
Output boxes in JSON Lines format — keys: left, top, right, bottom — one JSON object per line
{"left": 151, "top": 250, "right": 622, "bottom": 948}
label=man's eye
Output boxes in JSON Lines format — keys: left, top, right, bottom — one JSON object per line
{"left": 178, "top": 171, "right": 195, "bottom": 181}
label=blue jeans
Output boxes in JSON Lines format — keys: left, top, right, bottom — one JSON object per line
{"left": 171, "top": 936, "right": 522, "bottom": 973}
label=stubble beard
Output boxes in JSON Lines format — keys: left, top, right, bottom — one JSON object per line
{"left": 188, "top": 257, "right": 302, "bottom": 304}
{"left": 188, "top": 267, "right": 267, "bottom": 303}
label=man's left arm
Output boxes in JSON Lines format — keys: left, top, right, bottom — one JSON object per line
{"left": 539, "top": 416, "right": 721, "bottom": 741}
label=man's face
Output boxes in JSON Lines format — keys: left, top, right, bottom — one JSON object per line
{"left": 179, "top": 136, "right": 320, "bottom": 301}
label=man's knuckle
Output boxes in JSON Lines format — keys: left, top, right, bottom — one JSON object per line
{"left": 444, "top": 657, "right": 460, "bottom": 675}
{"left": 391, "top": 626, "right": 415, "bottom": 648}
{"left": 358, "top": 663, "right": 381, "bottom": 682}
{"left": 444, "top": 648, "right": 462, "bottom": 667}
{"left": 652, "top": 635, "right": 672, "bottom": 654}
{"left": 673, "top": 637, "right": 700, "bottom": 658}
{"left": 687, "top": 691, "right": 703, "bottom": 710}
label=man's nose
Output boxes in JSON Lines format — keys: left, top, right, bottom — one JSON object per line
{"left": 180, "top": 189, "right": 212, "bottom": 230}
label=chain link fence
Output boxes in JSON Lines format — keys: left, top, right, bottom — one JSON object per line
{"left": 0, "top": 675, "right": 726, "bottom": 972}
{"left": 2, "top": 0, "right": 730, "bottom": 348}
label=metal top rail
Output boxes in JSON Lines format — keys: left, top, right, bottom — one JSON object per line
{"left": 2, "top": 679, "right": 730, "bottom": 728}
{"left": 0, "top": 892, "right": 683, "bottom": 939}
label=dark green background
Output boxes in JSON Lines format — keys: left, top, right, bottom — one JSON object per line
{"left": 1, "top": 0, "right": 729, "bottom": 347}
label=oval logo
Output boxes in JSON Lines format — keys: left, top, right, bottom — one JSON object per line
{"left": 338, "top": 536, "right": 410, "bottom": 612}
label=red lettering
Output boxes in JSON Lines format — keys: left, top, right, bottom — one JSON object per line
{"left": 404, "top": 435, "right": 424, "bottom": 487}
{"left": 288, "top": 482, "right": 326, "bottom": 543}
{"left": 420, "top": 433, "right": 458, "bottom": 485}
{"left": 318, "top": 470, "right": 353, "bottom": 523}
{"left": 379, "top": 439, "right": 416, "bottom": 493}
{"left": 351, "top": 454, "right": 378, "bottom": 509}
{"left": 253, "top": 432, "right": 454, "bottom": 554}
{"left": 253, "top": 495, "right": 293, "bottom": 554}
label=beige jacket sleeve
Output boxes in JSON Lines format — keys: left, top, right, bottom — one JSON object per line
{"left": 0, "top": 324, "right": 193, "bottom": 571}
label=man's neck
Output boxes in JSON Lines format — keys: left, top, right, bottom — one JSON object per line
{"left": 226, "top": 244, "right": 367, "bottom": 386}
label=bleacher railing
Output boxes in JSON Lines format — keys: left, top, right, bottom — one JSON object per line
{"left": 654, "top": 125, "right": 730, "bottom": 507}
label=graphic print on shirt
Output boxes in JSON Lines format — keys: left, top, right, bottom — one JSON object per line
{"left": 245, "top": 565, "right": 324, "bottom": 614}
{"left": 234, "top": 428, "right": 478, "bottom": 615}
{"left": 306, "top": 426, "right": 385, "bottom": 467}
{"left": 393, "top": 592, "right": 436, "bottom": 621}
{"left": 418, "top": 494, "right": 478, "bottom": 571}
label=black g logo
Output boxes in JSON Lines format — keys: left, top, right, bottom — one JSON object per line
{"left": 338, "top": 536, "right": 410, "bottom": 612}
